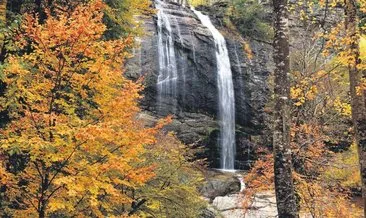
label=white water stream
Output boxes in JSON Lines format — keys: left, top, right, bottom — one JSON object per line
{"left": 156, "top": 1, "right": 237, "bottom": 170}
{"left": 192, "top": 8, "right": 236, "bottom": 170}
{"left": 156, "top": 1, "right": 179, "bottom": 114}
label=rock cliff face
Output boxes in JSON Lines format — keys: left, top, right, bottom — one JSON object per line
{"left": 126, "top": 0, "right": 271, "bottom": 169}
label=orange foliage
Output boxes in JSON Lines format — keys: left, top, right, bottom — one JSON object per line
{"left": 242, "top": 150, "right": 274, "bottom": 210}
{"left": 0, "top": 1, "right": 168, "bottom": 216}
{"left": 242, "top": 123, "right": 362, "bottom": 216}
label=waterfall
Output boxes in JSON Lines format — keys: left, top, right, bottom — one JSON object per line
{"left": 174, "top": 11, "right": 186, "bottom": 106}
{"left": 174, "top": 17, "right": 184, "bottom": 46}
{"left": 156, "top": 1, "right": 178, "bottom": 114}
{"left": 192, "top": 8, "right": 236, "bottom": 170}
{"left": 189, "top": 30, "right": 196, "bottom": 63}
{"left": 233, "top": 44, "right": 243, "bottom": 75}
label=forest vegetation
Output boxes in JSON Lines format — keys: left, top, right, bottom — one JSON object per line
{"left": 0, "top": 0, "right": 365, "bottom": 217}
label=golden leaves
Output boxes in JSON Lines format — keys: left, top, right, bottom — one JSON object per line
{"left": 0, "top": 0, "right": 164, "bottom": 216}
{"left": 243, "top": 41, "right": 253, "bottom": 60}
{"left": 333, "top": 97, "right": 352, "bottom": 117}
{"left": 0, "top": 162, "right": 9, "bottom": 186}
{"left": 323, "top": 143, "right": 361, "bottom": 188}
{"left": 360, "top": 0, "right": 366, "bottom": 13}
{"left": 290, "top": 70, "right": 327, "bottom": 106}
{"left": 295, "top": 173, "right": 362, "bottom": 218}
{"left": 241, "top": 122, "right": 361, "bottom": 216}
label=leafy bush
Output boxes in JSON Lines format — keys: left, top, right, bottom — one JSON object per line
{"left": 323, "top": 143, "right": 361, "bottom": 189}
{"left": 229, "top": 0, "right": 272, "bottom": 40}
{"left": 188, "top": 0, "right": 211, "bottom": 7}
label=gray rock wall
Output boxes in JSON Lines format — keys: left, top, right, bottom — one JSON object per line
{"left": 126, "top": 0, "right": 271, "bottom": 169}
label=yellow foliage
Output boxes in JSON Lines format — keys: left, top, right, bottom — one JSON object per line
{"left": 0, "top": 1, "right": 167, "bottom": 216}
{"left": 0, "top": 0, "right": 6, "bottom": 52}
{"left": 296, "top": 173, "right": 363, "bottom": 218}
{"left": 104, "top": 0, "right": 154, "bottom": 37}
{"left": 0, "top": 162, "right": 9, "bottom": 186}
{"left": 242, "top": 123, "right": 361, "bottom": 216}
{"left": 243, "top": 41, "right": 253, "bottom": 60}
{"left": 361, "top": 36, "right": 366, "bottom": 58}
{"left": 358, "top": 36, "right": 366, "bottom": 95}
{"left": 188, "top": 0, "right": 210, "bottom": 7}
{"left": 290, "top": 71, "right": 325, "bottom": 106}
{"left": 136, "top": 133, "right": 206, "bottom": 217}
{"left": 323, "top": 143, "right": 361, "bottom": 189}
{"left": 248, "top": 1, "right": 364, "bottom": 216}
{"left": 333, "top": 97, "right": 352, "bottom": 117}
{"left": 361, "top": 0, "right": 366, "bottom": 13}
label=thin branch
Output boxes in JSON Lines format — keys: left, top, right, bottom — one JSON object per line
{"left": 46, "top": 185, "right": 65, "bottom": 202}
{"left": 47, "top": 140, "right": 87, "bottom": 187}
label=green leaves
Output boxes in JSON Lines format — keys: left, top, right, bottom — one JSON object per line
{"left": 229, "top": 0, "right": 272, "bottom": 40}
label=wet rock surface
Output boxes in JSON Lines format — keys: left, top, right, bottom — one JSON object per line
{"left": 126, "top": 0, "right": 271, "bottom": 168}
{"left": 199, "top": 170, "right": 279, "bottom": 218}
{"left": 200, "top": 170, "right": 241, "bottom": 201}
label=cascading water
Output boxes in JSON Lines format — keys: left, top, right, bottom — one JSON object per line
{"left": 173, "top": 16, "right": 187, "bottom": 104}
{"left": 156, "top": 0, "right": 178, "bottom": 114}
{"left": 189, "top": 30, "right": 196, "bottom": 63}
{"left": 192, "top": 8, "right": 236, "bottom": 170}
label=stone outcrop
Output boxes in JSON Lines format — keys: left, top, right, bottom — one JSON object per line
{"left": 200, "top": 170, "right": 241, "bottom": 201}
{"left": 198, "top": 171, "right": 279, "bottom": 218}
{"left": 126, "top": 0, "right": 271, "bottom": 168}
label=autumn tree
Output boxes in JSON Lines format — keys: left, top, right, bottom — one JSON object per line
{"left": 103, "top": 0, "right": 153, "bottom": 39}
{"left": 344, "top": 0, "right": 366, "bottom": 215}
{"left": 321, "top": 0, "right": 366, "bottom": 214}
{"left": 0, "top": 1, "right": 165, "bottom": 216}
{"left": 243, "top": 127, "right": 363, "bottom": 217}
{"left": 272, "top": 0, "right": 299, "bottom": 217}
{"left": 0, "top": 0, "right": 6, "bottom": 54}
{"left": 0, "top": 0, "right": 7, "bottom": 211}
{"left": 244, "top": 0, "right": 365, "bottom": 216}
{"left": 133, "top": 132, "right": 206, "bottom": 217}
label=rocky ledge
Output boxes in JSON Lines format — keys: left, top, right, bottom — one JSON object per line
{"left": 126, "top": 0, "right": 271, "bottom": 168}
{"left": 198, "top": 170, "right": 280, "bottom": 218}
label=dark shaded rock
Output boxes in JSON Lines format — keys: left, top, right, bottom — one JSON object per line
{"left": 126, "top": 1, "right": 271, "bottom": 169}
{"left": 226, "top": 39, "right": 270, "bottom": 131}
{"left": 199, "top": 129, "right": 220, "bottom": 169}
{"left": 196, "top": 1, "right": 228, "bottom": 28}
{"left": 199, "top": 208, "right": 217, "bottom": 218}
{"left": 200, "top": 170, "right": 241, "bottom": 201}
{"left": 325, "top": 140, "right": 352, "bottom": 153}
{"left": 235, "top": 132, "right": 259, "bottom": 170}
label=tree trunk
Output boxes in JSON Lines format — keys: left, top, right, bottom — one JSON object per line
{"left": 272, "top": 0, "right": 299, "bottom": 217}
{"left": 0, "top": 0, "right": 7, "bottom": 54}
{"left": 38, "top": 172, "right": 49, "bottom": 218}
{"left": 345, "top": 0, "right": 366, "bottom": 216}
